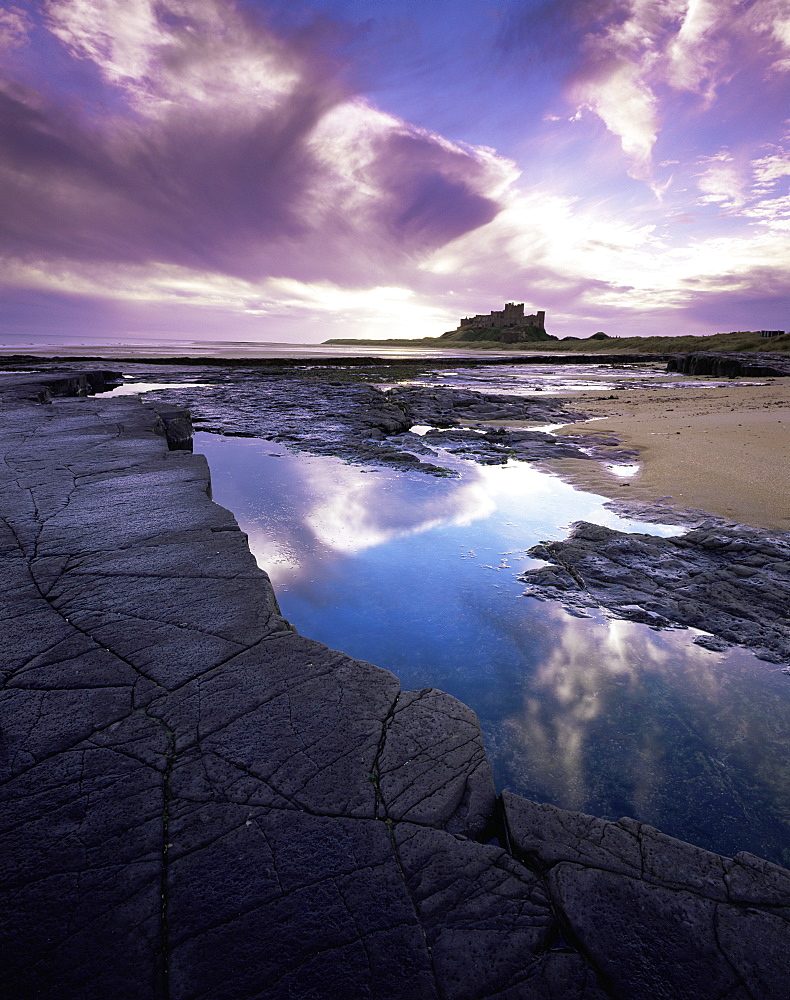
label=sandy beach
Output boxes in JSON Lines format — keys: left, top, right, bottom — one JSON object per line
{"left": 545, "top": 379, "right": 790, "bottom": 530}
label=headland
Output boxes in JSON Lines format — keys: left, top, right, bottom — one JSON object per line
{"left": 326, "top": 327, "right": 790, "bottom": 355}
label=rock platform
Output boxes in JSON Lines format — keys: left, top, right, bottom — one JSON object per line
{"left": 1, "top": 372, "right": 789, "bottom": 999}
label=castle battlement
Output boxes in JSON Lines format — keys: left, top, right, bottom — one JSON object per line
{"left": 459, "top": 303, "right": 545, "bottom": 330}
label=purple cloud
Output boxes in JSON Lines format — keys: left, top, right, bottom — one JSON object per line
{"left": 500, "top": 0, "right": 790, "bottom": 183}
{"left": 0, "top": 0, "right": 504, "bottom": 292}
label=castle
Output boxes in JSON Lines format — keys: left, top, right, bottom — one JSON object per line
{"left": 458, "top": 302, "right": 545, "bottom": 330}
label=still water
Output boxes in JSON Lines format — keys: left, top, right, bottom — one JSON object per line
{"left": 196, "top": 431, "right": 790, "bottom": 866}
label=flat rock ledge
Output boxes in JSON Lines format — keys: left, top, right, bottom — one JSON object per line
{"left": 1, "top": 372, "right": 788, "bottom": 1000}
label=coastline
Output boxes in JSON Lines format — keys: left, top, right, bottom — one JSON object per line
{"left": 7, "top": 347, "right": 789, "bottom": 528}
{"left": 476, "top": 378, "right": 790, "bottom": 530}
{"left": 2, "top": 367, "right": 789, "bottom": 998}
{"left": 6, "top": 349, "right": 789, "bottom": 529}
{"left": 550, "top": 380, "right": 790, "bottom": 530}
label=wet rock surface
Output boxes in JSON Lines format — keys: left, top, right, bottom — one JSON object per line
{"left": 388, "top": 385, "right": 583, "bottom": 426}
{"left": 127, "top": 371, "right": 457, "bottom": 474}
{"left": 102, "top": 368, "right": 597, "bottom": 475}
{"left": 420, "top": 426, "right": 587, "bottom": 464}
{"left": 0, "top": 359, "right": 634, "bottom": 473}
{"left": 522, "top": 520, "right": 790, "bottom": 664}
{"left": 668, "top": 351, "right": 790, "bottom": 378}
{"left": 2, "top": 370, "right": 789, "bottom": 999}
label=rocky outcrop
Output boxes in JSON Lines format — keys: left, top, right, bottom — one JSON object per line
{"left": 152, "top": 407, "right": 195, "bottom": 450}
{"left": 143, "top": 374, "right": 428, "bottom": 470}
{"left": 522, "top": 520, "right": 790, "bottom": 663}
{"left": 1, "top": 371, "right": 789, "bottom": 999}
{"left": 389, "top": 385, "right": 583, "bottom": 426}
{"left": 131, "top": 375, "right": 592, "bottom": 475}
{"left": 37, "top": 369, "right": 124, "bottom": 398}
{"left": 380, "top": 425, "right": 638, "bottom": 467}
{"left": 0, "top": 368, "right": 123, "bottom": 402}
{"left": 502, "top": 792, "right": 790, "bottom": 1000}
{"left": 381, "top": 389, "right": 638, "bottom": 467}
{"left": 667, "top": 351, "right": 790, "bottom": 378}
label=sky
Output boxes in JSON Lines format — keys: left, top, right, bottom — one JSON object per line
{"left": 0, "top": 0, "right": 788, "bottom": 345}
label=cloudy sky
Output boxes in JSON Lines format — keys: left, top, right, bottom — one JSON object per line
{"left": 1, "top": 0, "right": 788, "bottom": 344}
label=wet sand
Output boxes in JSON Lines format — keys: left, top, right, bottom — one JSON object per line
{"left": 547, "top": 380, "right": 790, "bottom": 530}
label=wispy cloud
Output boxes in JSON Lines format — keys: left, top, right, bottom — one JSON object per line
{"left": 0, "top": 5, "right": 32, "bottom": 50}
{"left": 694, "top": 150, "right": 748, "bottom": 207}
{"left": 513, "top": 0, "right": 790, "bottom": 185}
{"left": 2, "top": 0, "right": 506, "bottom": 297}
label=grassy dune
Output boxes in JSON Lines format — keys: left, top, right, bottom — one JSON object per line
{"left": 325, "top": 330, "right": 790, "bottom": 354}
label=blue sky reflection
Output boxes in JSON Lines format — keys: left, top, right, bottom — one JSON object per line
{"left": 197, "top": 432, "right": 790, "bottom": 866}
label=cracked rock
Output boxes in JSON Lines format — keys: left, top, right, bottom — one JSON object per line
{"left": 2, "top": 371, "right": 789, "bottom": 1000}
{"left": 502, "top": 792, "right": 790, "bottom": 1000}
{"left": 522, "top": 520, "right": 790, "bottom": 664}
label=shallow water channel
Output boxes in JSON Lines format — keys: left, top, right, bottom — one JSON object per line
{"left": 195, "top": 429, "right": 790, "bottom": 867}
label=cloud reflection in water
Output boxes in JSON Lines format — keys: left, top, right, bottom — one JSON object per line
{"left": 298, "top": 457, "right": 496, "bottom": 556}
{"left": 197, "top": 432, "right": 790, "bottom": 866}
{"left": 212, "top": 436, "right": 573, "bottom": 582}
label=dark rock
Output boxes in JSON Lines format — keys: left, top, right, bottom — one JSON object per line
{"left": 152, "top": 407, "right": 194, "bottom": 450}
{"left": 113, "top": 371, "right": 592, "bottom": 476}
{"left": 136, "top": 374, "right": 445, "bottom": 474}
{"left": 376, "top": 688, "right": 496, "bottom": 837}
{"left": 693, "top": 634, "right": 732, "bottom": 652}
{"left": 0, "top": 368, "right": 123, "bottom": 403}
{"left": 389, "top": 385, "right": 583, "bottom": 426}
{"left": 502, "top": 792, "right": 790, "bottom": 1000}
{"left": 0, "top": 374, "right": 510, "bottom": 998}
{"left": 667, "top": 352, "right": 790, "bottom": 378}
{"left": 521, "top": 520, "right": 790, "bottom": 663}
{"left": 419, "top": 426, "right": 592, "bottom": 465}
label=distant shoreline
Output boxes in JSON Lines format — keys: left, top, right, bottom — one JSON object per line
{"left": 0, "top": 347, "right": 675, "bottom": 365}
{"left": 1, "top": 328, "right": 788, "bottom": 363}
{"left": 325, "top": 329, "right": 790, "bottom": 354}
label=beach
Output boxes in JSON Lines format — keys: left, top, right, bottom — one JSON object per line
{"left": 540, "top": 378, "right": 790, "bottom": 530}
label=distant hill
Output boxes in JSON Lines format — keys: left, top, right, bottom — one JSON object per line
{"left": 324, "top": 330, "right": 790, "bottom": 354}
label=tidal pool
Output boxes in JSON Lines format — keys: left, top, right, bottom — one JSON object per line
{"left": 103, "top": 379, "right": 211, "bottom": 396}
{"left": 196, "top": 431, "right": 790, "bottom": 866}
